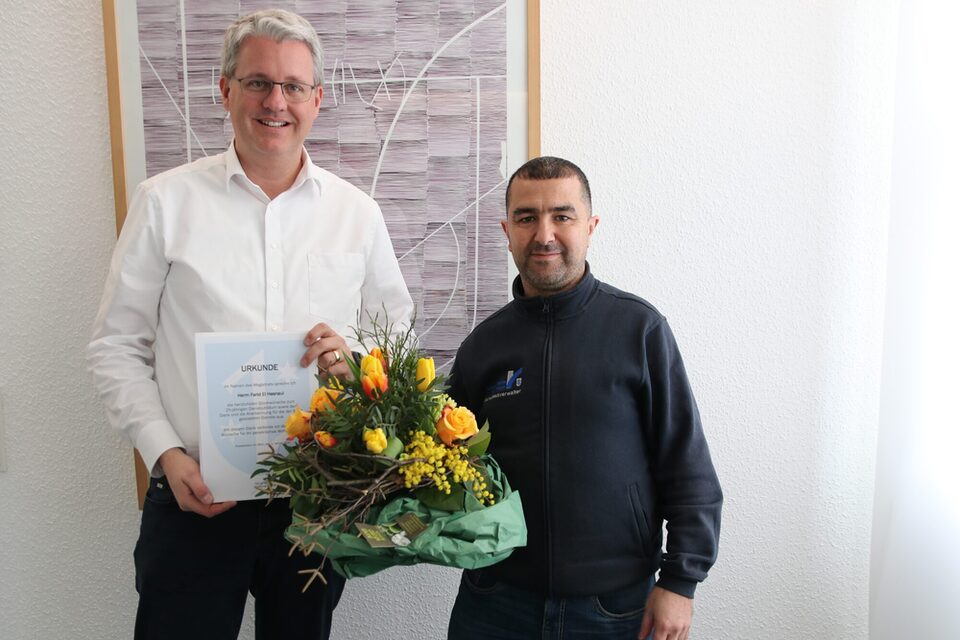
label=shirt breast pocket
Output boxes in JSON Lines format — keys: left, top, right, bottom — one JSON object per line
{"left": 308, "top": 252, "right": 365, "bottom": 324}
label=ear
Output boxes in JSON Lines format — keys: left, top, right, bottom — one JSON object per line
{"left": 500, "top": 219, "right": 512, "bottom": 252}
{"left": 587, "top": 215, "right": 599, "bottom": 242}
{"left": 219, "top": 76, "right": 231, "bottom": 110}
{"left": 587, "top": 214, "right": 600, "bottom": 247}
{"left": 314, "top": 85, "right": 324, "bottom": 112}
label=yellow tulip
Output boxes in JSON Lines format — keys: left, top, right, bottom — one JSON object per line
{"left": 314, "top": 431, "right": 338, "bottom": 448}
{"left": 362, "top": 371, "right": 389, "bottom": 400}
{"left": 416, "top": 357, "right": 435, "bottom": 392}
{"left": 370, "top": 347, "right": 387, "bottom": 369}
{"left": 363, "top": 427, "right": 388, "bottom": 454}
{"left": 360, "top": 353, "right": 385, "bottom": 378}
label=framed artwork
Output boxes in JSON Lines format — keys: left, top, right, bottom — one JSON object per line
{"left": 100, "top": 0, "right": 540, "bottom": 503}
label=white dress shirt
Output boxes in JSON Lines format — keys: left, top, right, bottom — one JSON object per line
{"left": 87, "top": 144, "right": 414, "bottom": 476}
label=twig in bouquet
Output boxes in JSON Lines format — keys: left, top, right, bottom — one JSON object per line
{"left": 287, "top": 516, "right": 331, "bottom": 591}
{"left": 297, "top": 566, "right": 328, "bottom": 591}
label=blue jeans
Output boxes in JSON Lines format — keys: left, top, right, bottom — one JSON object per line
{"left": 447, "top": 569, "right": 655, "bottom": 640}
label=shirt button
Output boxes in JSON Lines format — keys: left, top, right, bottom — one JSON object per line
{"left": 271, "top": 243, "right": 278, "bottom": 250}
{"left": 271, "top": 281, "right": 279, "bottom": 289}
{"left": 271, "top": 324, "right": 279, "bottom": 331}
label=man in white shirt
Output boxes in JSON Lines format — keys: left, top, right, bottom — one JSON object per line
{"left": 86, "top": 10, "right": 413, "bottom": 639}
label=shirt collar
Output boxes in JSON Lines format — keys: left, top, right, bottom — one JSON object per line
{"left": 511, "top": 262, "right": 598, "bottom": 320}
{"left": 223, "top": 142, "right": 323, "bottom": 195}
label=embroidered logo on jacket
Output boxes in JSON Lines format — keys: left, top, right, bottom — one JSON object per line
{"left": 484, "top": 368, "right": 523, "bottom": 401}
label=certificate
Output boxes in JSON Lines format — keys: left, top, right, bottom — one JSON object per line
{"left": 195, "top": 332, "right": 315, "bottom": 502}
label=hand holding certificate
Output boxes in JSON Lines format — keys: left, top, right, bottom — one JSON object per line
{"left": 195, "top": 332, "right": 317, "bottom": 502}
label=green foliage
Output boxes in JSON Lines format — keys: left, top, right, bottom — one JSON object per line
{"left": 415, "top": 484, "right": 466, "bottom": 512}
{"left": 465, "top": 422, "right": 491, "bottom": 458}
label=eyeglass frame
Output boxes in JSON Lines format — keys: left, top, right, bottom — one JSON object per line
{"left": 232, "top": 76, "right": 320, "bottom": 103}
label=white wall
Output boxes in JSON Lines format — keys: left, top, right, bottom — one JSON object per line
{"left": 0, "top": 1, "right": 142, "bottom": 638}
{"left": 0, "top": 1, "right": 896, "bottom": 639}
{"left": 538, "top": 2, "right": 896, "bottom": 638}
{"left": 870, "top": 2, "right": 960, "bottom": 638}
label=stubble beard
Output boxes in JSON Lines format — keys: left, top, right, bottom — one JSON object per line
{"left": 518, "top": 244, "right": 584, "bottom": 295}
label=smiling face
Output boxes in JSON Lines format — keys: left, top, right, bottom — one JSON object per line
{"left": 219, "top": 36, "right": 322, "bottom": 174}
{"left": 502, "top": 176, "right": 599, "bottom": 298}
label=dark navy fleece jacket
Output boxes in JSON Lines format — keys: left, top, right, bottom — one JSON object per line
{"left": 447, "top": 267, "right": 722, "bottom": 598}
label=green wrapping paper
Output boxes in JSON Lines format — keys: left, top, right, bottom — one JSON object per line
{"left": 285, "top": 457, "right": 527, "bottom": 579}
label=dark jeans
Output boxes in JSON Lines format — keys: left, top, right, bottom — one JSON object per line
{"left": 133, "top": 478, "right": 344, "bottom": 640}
{"left": 447, "top": 570, "right": 655, "bottom": 640}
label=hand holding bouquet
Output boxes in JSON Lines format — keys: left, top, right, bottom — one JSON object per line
{"left": 255, "top": 319, "right": 525, "bottom": 587}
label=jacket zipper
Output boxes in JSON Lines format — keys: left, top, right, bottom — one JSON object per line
{"left": 541, "top": 297, "right": 554, "bottom": 593}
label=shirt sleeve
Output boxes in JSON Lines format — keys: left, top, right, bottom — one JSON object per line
{"left": 85, "top": 183, "right": 184, "bottom": 476}
{"left": 356, "top": 202, "right": 415, "bottom": 337}
{"left": 642, "top": 318, "right": 723, "bottom": 598}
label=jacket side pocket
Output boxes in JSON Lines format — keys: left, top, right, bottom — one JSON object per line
{"left": 628, "top": 482, "right": 654, "bottom": 558}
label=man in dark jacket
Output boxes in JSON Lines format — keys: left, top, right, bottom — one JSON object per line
{"left": 445, "top": 157, "right": 722, "bottom": 640}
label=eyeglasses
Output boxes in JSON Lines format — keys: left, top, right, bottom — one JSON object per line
{"left": 234, "top": 76, "right": 318, "bottom": 103}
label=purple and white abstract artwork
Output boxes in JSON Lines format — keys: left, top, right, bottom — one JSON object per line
{"left": 135, "top": 0, "right": 512, "bottom": 364}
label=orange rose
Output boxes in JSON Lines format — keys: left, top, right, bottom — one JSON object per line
{"left": 436, "top": 405, "right": 478, "bottom": 446}
{"left": 284, "top": 406, "right": 313, "bottom": 442}
{"left": 310, "top": 386, "right": 340, "bottom": 414}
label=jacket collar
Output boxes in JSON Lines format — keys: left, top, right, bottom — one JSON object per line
{"left": 511, "top": 263, "right": 599, "bottom": 320}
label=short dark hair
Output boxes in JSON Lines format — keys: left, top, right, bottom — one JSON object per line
{"left": 505, "top": 156, "right": 592, "bottom": 212}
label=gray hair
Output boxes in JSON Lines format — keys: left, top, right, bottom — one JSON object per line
{"left": 221, "top": 9, "right": 324, "bottom": 85}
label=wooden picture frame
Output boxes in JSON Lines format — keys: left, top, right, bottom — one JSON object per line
{"left": 100, "top": 0, "right": 541, "bottom": 507}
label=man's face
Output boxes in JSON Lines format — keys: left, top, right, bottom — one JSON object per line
{"left": 219, "top": 36, "right": 322, "bottom": 168}
{"left": 502, "top": 176, "right": 599, "bottom": 298}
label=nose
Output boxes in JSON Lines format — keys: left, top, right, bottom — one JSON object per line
{"left": 534, "top": 219, "right": 556, "bottom": 245}
{"left": 262, "top": 83, "right": 287, "bottom": 110}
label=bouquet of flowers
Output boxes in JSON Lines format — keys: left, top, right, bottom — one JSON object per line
{"left": 255, "top": 319, "right": 526, "bottom": 587}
